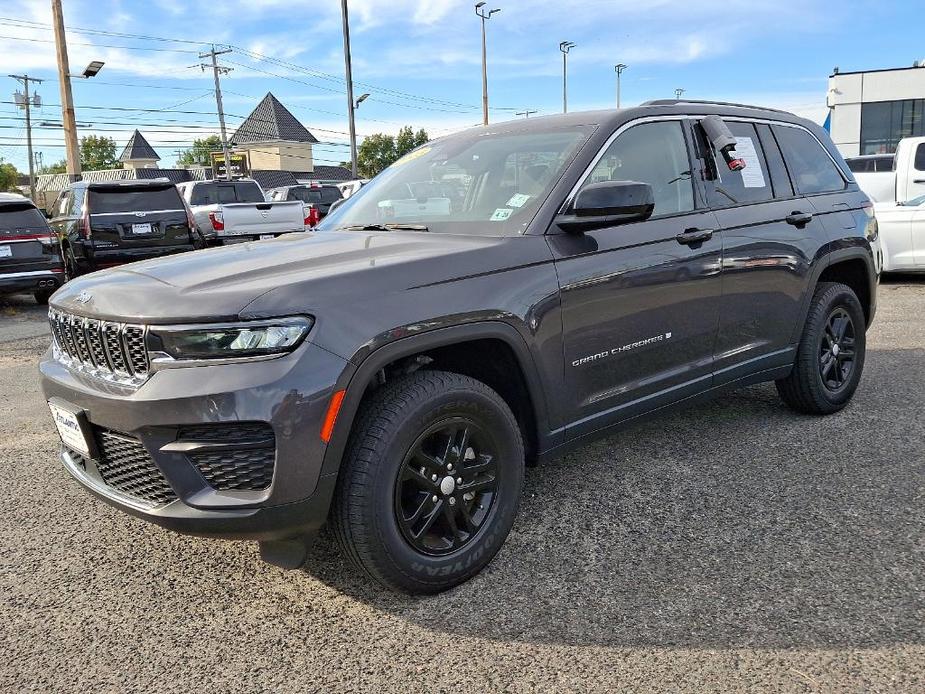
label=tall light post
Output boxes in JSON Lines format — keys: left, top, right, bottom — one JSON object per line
{"left": 475, "top": 3, "right": 501, "bottom": 126}
{"left": 341, "top": 0, "right": 360, "bottom": 178}
{"left": 614, "top": 63, "right": 627, "bottom": 108}
{"left": 675, "top": 88, "right": 685, "bottom": 100}
{"left": 198, "top": 46, "right": 233, "bottom": 180}
{"left": 559, "top": 41, "right": 575, "bottom": 114}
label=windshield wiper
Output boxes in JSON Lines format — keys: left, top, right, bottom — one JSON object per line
{"left": 338, "top": 223, "right": 430, "bottom": 232}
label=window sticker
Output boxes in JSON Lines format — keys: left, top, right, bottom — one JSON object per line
{"left": 733, "top": 137, "right": 766, "bottom": 188}
{"left": 391, "top": 146, "right": 431, "bottom": 168}
{"left": 507, "top": 193, "right": 531, "bottom": 208}
{"left": 490, "top": 208, "right": 513, "bottom": 221}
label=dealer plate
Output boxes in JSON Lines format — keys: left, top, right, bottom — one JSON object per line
{"left": 48, "top": 401, "right": 91, "bottom": 456}
{"left": 131, "top": 223, "right": 153, "bottom": 235}
{"left": 0, "top": 245, "right": 11, "bottom": 258}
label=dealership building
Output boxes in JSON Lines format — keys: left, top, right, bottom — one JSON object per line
{"left": 827, "top": 63, "right": 925, "bottom": 156}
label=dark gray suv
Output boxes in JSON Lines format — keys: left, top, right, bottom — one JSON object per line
{"left": 40, "top": 101, "right": 879, "bottom": 593}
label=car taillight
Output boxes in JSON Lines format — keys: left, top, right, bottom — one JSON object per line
{"left": 209, "top": 211, "right": 225, "bottom": 231}
{"left": 304, "top": 205, "right": 320, "bottom": 228}
{"left": 80, "top": 208, "right": 92, "bottom": 239}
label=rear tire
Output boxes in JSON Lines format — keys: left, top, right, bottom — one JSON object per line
{"left": 331, "top": 370, "right": 524, "bottom": 594}
{"left": 776, "top": 282, "right": 866, "bottom": 414}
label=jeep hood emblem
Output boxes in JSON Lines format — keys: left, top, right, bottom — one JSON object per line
{"left": 75, "top": 290, "right": 92, "bottom": 304}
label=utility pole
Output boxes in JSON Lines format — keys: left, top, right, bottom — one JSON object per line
{"left": 559, "top": 41, "right": 575, "bottom": 114}
{"left": 340, "top": 0, "right": 360, "bottom": 179}
{"left": 475, "top": 3, "right": 501, "bottom": 126}
{"left": 199, "top": 46, "right": 233, "bottom": 180}
{"left": 614, "top": 63, "right": 627, "bottom": 108}
{"left": 51, "top": 0, "right": 80, "bottom": 182}
{"left": 515, "top": 109, "right": 538, "bottom": 118}
{"left": 9, "top": 74, "right": 43, "bottom": 200}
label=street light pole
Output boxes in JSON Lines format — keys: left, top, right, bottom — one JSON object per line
{"left": 51, "top": 0, "right": 81, "bottom": 182}
{"left": 475, "top": 3, "right": 501, "bottom": 126}
{"left": 199, "top": 46, "right": 233, "bottom": 180}
{"left": 559, "top": 41, "right": 575, "bottom": 114}
{"left": 675, "top": 88, "right": 685, "bottom": 100}
{"left": 341, "top": 0, "right": 359, "bottom": 178}
{"left": 614, "top": 63, "right": 627, "bottom": 108}
{"left": 9, "top": 74, "right": 42, "bottom": 201}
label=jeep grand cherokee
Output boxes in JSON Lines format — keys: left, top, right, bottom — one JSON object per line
{"left": 40, "top": 101, "right": 878, "bottom": 593}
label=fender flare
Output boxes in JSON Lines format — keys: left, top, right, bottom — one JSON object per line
{"left": 790, "top": 245, "right": 877, "bottom": 344}
{"left": 318, "top": 321, "right": 554, "bottom": 477}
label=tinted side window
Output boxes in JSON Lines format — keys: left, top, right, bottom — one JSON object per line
{"left": 773, "top": 126, "right": 846, "bottom": 195}
{"left": 756, "top": 123, "right": 794, "bottom": 199}
{"left": 703, "top": 121, "right": 774, "bottom": 206}
{"left": 915, "top": 144, "right": 925, "bottom": 172}
{"left": 584, "top": 120, "right": 694, "bottom": 217}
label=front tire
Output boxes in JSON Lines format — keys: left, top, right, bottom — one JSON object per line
{"left": 776, "top": 282, "right": 866, "bottom": 414}
{"left": 331, "top": 370, "right": 524, "bottom": 594}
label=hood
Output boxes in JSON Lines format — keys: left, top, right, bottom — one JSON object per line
{"left": 50, "top": 230, "right": 512, "bottom": 323}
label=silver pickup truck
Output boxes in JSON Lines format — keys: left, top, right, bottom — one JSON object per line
{"left": 177, "top": 179, "right": 307, "bottom": 245}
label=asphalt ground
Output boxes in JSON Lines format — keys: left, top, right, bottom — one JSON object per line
{"left": 0, "top": 278, "right": 923, "bottom": 693}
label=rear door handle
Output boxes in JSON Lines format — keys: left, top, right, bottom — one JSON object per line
{"left": 676, "top": 227, "right": 714, "bottom": 245}
{"left": 785, "top": 211, "right": 813, "bottom": 227}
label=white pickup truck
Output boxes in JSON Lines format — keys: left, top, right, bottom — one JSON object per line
{"left": 176, "top": 179, "right": 308, "bottom": 245}
{"left": 852, "top": 136, "right": 925, "bottom": 272}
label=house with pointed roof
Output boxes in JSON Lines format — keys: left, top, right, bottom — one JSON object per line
{"left": 119, "top": 130, "right": 160, "bottom": 170}
{"left": 230, "top": 92, "right": 319, "bottom": 173}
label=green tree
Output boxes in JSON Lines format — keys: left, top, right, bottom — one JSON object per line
{"left": 177, "top": 135, "right": 223, "bottom": 167}
{"left": 38, "top": 160, "right": 68, "bottom": 175}
{"left": 0, "top": 158, "right": 20, "bottom": 192}
{"left": 79, "top": 135, "right": 121, "bottom": 171}
{"left": 356, "top": 126, "right": 430, "bottom": 178}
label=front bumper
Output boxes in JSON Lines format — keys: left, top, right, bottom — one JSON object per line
{"left": 40, "top": 340, "right": 350, "bottom": 541}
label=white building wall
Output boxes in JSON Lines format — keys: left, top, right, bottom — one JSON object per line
{"left": 828, "top": 66, "right": 925, "bottom": 157}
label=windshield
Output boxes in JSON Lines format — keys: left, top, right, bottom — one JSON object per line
{"left": 318, "top": 125, "right": 592, "bottom": 235}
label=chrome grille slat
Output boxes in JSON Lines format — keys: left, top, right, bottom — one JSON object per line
{"left": 48, "top": 309, "right": 149, "bottom": 387}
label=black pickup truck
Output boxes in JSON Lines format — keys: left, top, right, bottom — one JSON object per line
{"left": 40, "top": 101, "right": 878, "bottom": 593}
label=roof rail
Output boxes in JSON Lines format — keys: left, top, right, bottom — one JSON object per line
{"left": 641, "top": 99, "right": 792, "bottom": 114}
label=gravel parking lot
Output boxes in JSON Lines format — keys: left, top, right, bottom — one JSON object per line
{"left": 1, "top": 279, "right": 923, "bottom": 693}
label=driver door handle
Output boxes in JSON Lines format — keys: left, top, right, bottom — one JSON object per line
{"left": 676, "top": 227, "right": 714, "bottom": 245}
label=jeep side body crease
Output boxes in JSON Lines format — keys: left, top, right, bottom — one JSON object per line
{"left": 40, "top": 102, "right": 879, "bottom": 593}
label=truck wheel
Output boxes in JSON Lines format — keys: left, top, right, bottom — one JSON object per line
{"left": 776, "top": 282, "right": 866, "bottom": 414}
{"left": 331, "top": 370, "right": 524, "bottom": 594}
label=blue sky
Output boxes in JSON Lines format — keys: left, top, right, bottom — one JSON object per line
{"left": 1, "top": 0, "right": 922, "bottom": 171}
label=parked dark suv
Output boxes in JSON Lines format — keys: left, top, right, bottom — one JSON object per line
{"left": 40, "top": 101, "right": 878, "bottom": 593}
{"left": 49, "top": 180, "right": 200, "bottom": 278}
{"left": 0, "top": 193, "right": 63, "bottom": 304}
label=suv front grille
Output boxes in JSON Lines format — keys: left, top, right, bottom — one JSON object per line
{"left": 49, "top": 309, "right": 148, "bottom": 384}
{"left": 92, "top": 429, "right": 177, "bottom": 507}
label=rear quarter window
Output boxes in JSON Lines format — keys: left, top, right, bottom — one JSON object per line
{"left": 772, "top": 126, "right": 846, "bottom": 195}
{"left": 88, "top": 186, "right": 183, "bottom": 213}
{"left": 914, "top": 143, "right": 925, "bottom": 172}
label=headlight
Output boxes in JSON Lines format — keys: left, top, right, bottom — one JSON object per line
{"left": 149, "top": 317, "right": 313, "bottom": 361}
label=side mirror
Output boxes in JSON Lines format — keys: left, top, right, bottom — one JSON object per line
{"left": 556, "top": 180, "right": 654, "bottom": 233}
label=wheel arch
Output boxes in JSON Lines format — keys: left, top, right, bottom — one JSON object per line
{"left": 320, "top": 322, "right": 554, "bottom": 478}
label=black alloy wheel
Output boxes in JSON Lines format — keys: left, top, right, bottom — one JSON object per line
{"left": 394, "top": 418, "right": 498, "bottom": 556}
{"left": 819, "top": 307, "right": 856, "bottom": 392}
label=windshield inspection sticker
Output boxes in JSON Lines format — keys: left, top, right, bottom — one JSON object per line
{"left": 733, "top": 137, "right": 766, "bottom": 188}
{"left": 507, "top": 193, "right": 531, "bottom": 208}
{"left": 490, "top": 208, "right": 513, "bottom": 221}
